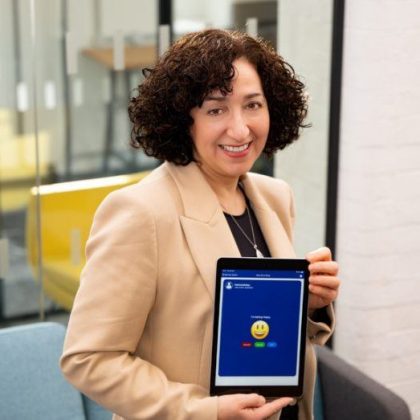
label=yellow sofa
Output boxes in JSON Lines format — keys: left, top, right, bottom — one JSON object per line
{"left": 26, "top": 171, "right": 149, "bottom": 310}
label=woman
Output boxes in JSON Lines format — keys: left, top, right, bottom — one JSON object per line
{"left": 61, "top": 29, "right": 339, "bottom": 420}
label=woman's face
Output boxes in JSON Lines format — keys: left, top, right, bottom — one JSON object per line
{"left": 190, "top": 58, "right": 270, "bottom": 183}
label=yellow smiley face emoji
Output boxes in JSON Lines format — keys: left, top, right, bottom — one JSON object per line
{"left": 250, "top": 320, "right": 269, "bottom": 340}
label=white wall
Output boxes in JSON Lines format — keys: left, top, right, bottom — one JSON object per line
{"left": 174, "top": 0, "right": 232, "bottom": 34}
{"left": 101, "top": 0, "right": 157, "bottom": 41}
{"left": 335, "top": 1, "right": 420, "bottom": 418}
{"left": 275, "top": 0, "right": 333, "bottom": 257}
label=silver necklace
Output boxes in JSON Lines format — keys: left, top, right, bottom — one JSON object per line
{"left": 227, "top": 207, "right": 265, "bottom": 258}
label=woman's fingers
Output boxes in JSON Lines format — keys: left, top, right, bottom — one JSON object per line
{"left": 308, "top": 261, "right": 339, "bottom": 275}
{"left": 238, "top": 393, "right": 266, "bottom": 409}
{"left": 218, "top": 393, "right": 265, "bottom": 419}
{"left": 306, "top": 247, "right": 341, "bottom": 310}
{"left": 308, "top": 284, "right": 338, "bottom": 302}
{"left": 308, "top": 273, "right": 340, "bottom": 309}
{"left": 309, "top": 275, "right": 340, "bottom": 290}
{"left": 218, "top": 394, "right": 294, "bottom": 420}
{"left": 252, "top": 397, "right": 294, "bottom": 419}
{"left": 305, "top": 246, "right": 332, "bottom": 263}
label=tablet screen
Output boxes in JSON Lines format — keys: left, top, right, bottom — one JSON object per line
{"left": 211, "top": 258, "right": 308, "bottom": 396}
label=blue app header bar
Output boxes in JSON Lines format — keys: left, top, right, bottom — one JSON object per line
{"left": 221, "top": 269, "right": 304, "bottom": 279}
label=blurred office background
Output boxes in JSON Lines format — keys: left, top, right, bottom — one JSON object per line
{"left": 0, "top": 0, "right": 419, "bottom": 418}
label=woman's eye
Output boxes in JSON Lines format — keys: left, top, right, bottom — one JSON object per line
{"left": 207, "top": 108, "right": 223, "bottom": 116}
{"left": 247, "top": 101, "right": 263, "bottom": 110}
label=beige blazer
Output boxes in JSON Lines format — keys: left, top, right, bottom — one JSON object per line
{"left": 61, "top": 161, "right": 334, "bottom": 420}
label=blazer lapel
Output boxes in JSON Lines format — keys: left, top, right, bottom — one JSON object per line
{"left": 166, "top": 163, "right": 296, "bottom": 301}
{"left": 166, "top": 163, "right": 240, "bottom": 301}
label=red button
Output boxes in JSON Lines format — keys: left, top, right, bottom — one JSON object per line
{"left": 241, "top": 342, "right": 252, "bottom": 348}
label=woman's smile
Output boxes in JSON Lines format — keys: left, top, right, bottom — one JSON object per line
{"left": 219, "top": 141, "right": 252, "bottom": 157}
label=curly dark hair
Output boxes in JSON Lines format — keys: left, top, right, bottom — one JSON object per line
{"left": 128, "top": 29, "right": 308, "bottom": 165}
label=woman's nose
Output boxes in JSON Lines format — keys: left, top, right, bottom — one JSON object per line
{"left": 226, "top": 112, "right": 250, "bottom": 142}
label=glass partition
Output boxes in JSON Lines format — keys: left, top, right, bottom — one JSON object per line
{"left": 0, "top": 0, "right": 159, "bottom": 325}
{"left": 0, "top": 0, "right": 52, "bottom": 322}
{"left": 275, "top": 0, "right": 334, "bottom": 256}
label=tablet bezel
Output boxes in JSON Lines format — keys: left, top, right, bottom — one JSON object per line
{"left": 210, "top": 257, "right": 309, "bottom": 398}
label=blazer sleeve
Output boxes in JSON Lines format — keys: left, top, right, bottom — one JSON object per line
{"left": 60, "top": 189, "right": 218, "bottom": 420}
{"left": 307, "top": 304, "right": 335, "bottom": 345}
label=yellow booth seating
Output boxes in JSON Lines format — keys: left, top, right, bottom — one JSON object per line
{"left": 0, "top": 128, "right": 52, "bottom": 212}
{"left": 26, "top": 171, "right": 149, "bottom": 311}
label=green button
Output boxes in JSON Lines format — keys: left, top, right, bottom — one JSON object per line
{"left": 254, "top": 342, "right": 266, "bottom": 348}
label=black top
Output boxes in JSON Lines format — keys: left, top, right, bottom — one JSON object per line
{"left": 224, "top": 204, "right": 271, "bottom": 259}
{"left": 224, "top": 199, "right": 299, "bottom": 420}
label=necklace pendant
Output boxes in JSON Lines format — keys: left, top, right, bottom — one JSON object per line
{"left": 255, "top": 247, "right": 264, "bottom": 258}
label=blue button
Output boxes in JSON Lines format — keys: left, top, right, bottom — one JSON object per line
{"left": 267, "top": 341, "right": 278, "bottom": 348}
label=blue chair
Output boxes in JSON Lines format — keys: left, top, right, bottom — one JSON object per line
{"left": 0, "top": 322, "right": 112, "bottom": 420}
{"left": 314, "top": 345, "right": 411, "bottom": 420}
{"left": 0, "top": 322, "right": 410, "bottom": 420}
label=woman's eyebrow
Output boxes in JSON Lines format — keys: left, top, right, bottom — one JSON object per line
{"left": 204, "top": 92, "right": 263, "bottom": 102}
{"left": 203, "top": 95, "right": 226, "bottom": 102}
{"left": 244, "top": 92, "right": 263, "bottom": 99}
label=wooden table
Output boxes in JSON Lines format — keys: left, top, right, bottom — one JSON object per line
{"left": 82, "top": 46, "right": 157, "bottom": 70}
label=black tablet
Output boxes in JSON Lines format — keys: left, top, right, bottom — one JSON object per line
{"left": 210, "top": 257, "right": 309, "bottom": 398}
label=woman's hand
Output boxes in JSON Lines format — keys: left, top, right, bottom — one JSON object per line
{"left": 218, "top": 394, "right": 294, "bottom": 420}
{"left": 306, "top": 247, "right": 340, "bottom": 312}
